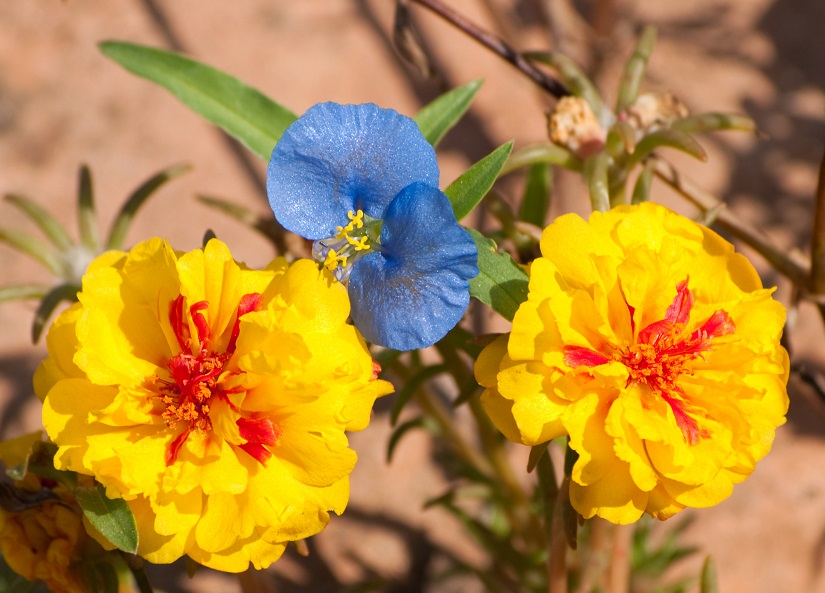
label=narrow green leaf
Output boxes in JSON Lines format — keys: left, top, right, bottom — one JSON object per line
{"left": 32, "top": 283, "right": 81, "bottom": 343}
{"left": 527, "top": 444, "right": 549, "bottom": 474}
{"left": 414, "top": 79, "right": 483, "bottom": 147}
{"left": 4, "top": 194, "right": 74, "bottom": 251}
{"left": 106, "top": 164, "right": 191, "bottom": 249}
{"left": 74, "top": 483, "right": 139, "bottom": 554}
{"left": 700, "top": 556, "right": 719, "bottom": 593}
{"left": 503, "top": 143, "right": 582, "bottom": 175}
{"left": 519, "top": 163, "right": 551, "bottom": 227}
{"left": 523, "top": 52, "right": 606, "bottom": 120}
{"left": 631, "top": 159, "right": 656, "bottom": 204}
{"left": 628, "top": 129, "right": 707, "bottom": 168}
{"left": 100, "top": 41, "right": 298, "bottom": 160}
{"left": 196, "top": 194, "right": 285, "bottom": 249}
{"left": 77, "top": 165, "right": 99, "bottom": 250}
{"left": 391, "top": 364, "right": 448, "bottom": 425}
{"left": 0, "top": 229, "right": 64, "bottom": 276}
{"left": 616, "top": 26, "right": 657, "bottom": 113}
{"left": 445, "top": 141, "right": 513, "bottom": 221}
{"left": 584, "top": 152, "right": 610, "bottom": 212}
{"left": 387, "top": 417, "right": 426, "bottom": 463}
{"left": 467, "top": 229, "right": 529, "bottom": 321}
{"left": 0, "top": 284, "right": 49, "bottom": 302}
{"left": 671, "top": 112, "right": 756, "bottom": 135}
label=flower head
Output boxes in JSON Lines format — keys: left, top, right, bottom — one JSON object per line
{"left": 267, "top": 102, "right": 478, "bottom": 351}
{"left": 475, "top": 203, "right": 789, "bottom": 524}
{"left": 37, "top": 238, "right": 393, "bottom": 572}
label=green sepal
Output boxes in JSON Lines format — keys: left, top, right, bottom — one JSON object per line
{"left": 527, "top": 443, "right": 549, "bottom": 474}
{"left": 615, "top": 26, "right": 657, "bottom": 113}
{"left": 74, "top": 483, "right": 139, "bottom": 555}
{"left": 4, "top": 194, "right": 73, "bottom": 252}
{"left": 445, "top": 141, "right": 513, "bottom": 221}
{"left": 628, "top": 128, "right": 707, "bottom": 168}
{"left": 467, "top": 229, "right": 528, "bottom": 321}
{"left": 106, "top": 164, "right": 192, "bottom": 250}
{"left": 99, "top": 42, "right": 298, "bottom": 160}
{"left": 700, "top": 556, "right": 719, "bottom": 593}
{"left": 414, "top": 79, "right": 483, "bottom": 147}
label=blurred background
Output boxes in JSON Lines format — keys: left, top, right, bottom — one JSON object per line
{"left": 1, "top": 1, "right": 824, "bottom": 592}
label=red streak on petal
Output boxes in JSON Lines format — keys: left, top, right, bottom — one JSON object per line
{"left": 237, "top": 417, "right": 281, "bottom": 447}
{"left": 665, "top": 278, "right": 693, "bottom": 325}
{"left": 372, "top": 360, "right": 382, "bottom": 380}
{"left": 563, "top": 345, "right": 610, "bottom": 367}
{"left": 169, "top": 295, "right": 188, "bottom": 352}
{"left": 638, "top": 319, "right": 674, "bottom": 345}
{"left": 692, "top": 310, "right": 736, "bottom": 341}
{"left": 226, "top": 293, "right": 263, "bottom": 354}
{"left": 661, "top": 393, "right": 702, "bottom": 446}
{"left": 239, "top": 442, "right": 273, "bottom": 465}
{"left": 190, "top": 301, "right": 210, "bottom": 346}
{"left": 166, "top": 429, "right": 190, "bottom": 466}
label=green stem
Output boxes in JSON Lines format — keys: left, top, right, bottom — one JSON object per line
{"left": 130, "top": 566, "right": 154, "bottom": 593}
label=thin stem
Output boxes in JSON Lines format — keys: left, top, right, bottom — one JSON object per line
{"left": 130, "top": 566, "right": 154, "bottom": 593}
{"left": 548, "top": 476, "right": 570, "bottom": 593}
{"left": 606, "top": 523, "right": 632, "bottom": 593}
{"left": 809, "top": 145, "right": 825, "bottom": 293}
{"left": 409, "top": 0, "right": 571, "bottom": 98}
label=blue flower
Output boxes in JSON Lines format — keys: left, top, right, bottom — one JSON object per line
{"left": 267, "top": 102, "right": 478, "bottom": 351}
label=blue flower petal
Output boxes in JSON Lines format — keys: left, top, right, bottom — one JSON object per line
{"left": 348, "top": 183, "right": 479, "bottom": 350}
{"left": 267, "top": 103, "right": 440, "bottom": 239}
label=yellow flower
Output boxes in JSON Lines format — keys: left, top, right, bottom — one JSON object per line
{"left": 0, "top": 434, "right": 88, "bottom": 593}
{"left": 475, "top": 203, "right": 789, "bottom": 524}
{"left": 37, "top": 238, "right": 393, "bottom": 572}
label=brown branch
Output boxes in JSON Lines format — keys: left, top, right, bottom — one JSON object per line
{"left": 408, "top": 0, "right": 572, "bottom": 98}
{"left": 809, "top": 145, "right": 825, "bottom": 293}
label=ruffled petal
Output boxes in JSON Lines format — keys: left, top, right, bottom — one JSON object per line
{"left": 348, "top": 183, "right": 478, "bottom": 350}
{"left": 267, "top": 103, "right": 439, "bottom": 239}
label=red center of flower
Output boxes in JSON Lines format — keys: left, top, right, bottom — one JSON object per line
{"left": 563, "top": 278, "right": 736, "bottom": 445}
{"left": 153, "top": 293, "right": 283, "bottom": 466}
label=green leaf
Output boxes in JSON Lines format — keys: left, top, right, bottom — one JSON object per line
{"left": 467, "top": 229, "right": 528, "bottom": 321}
{"left": 0, "top": 228, "right": 64, "bottom": 276}
{"left": 196, "top": 194, "right": 285, "bottom": 249}
{"left": 32, "top": 283, "right": 80, "bottom": 343}
{"left": 503, "top": 143, "right": 582, "bottom": 175}
{"left": 628, "top": 129, "right": 707, "bottom": 168}
{"left": 584, "top": 152, "right": 610, "bottom": 212}
{"left": 387, "top": 417, "right": 429, "bottom": 463}
{"left": 391, "top": 364, "right": 448, "bottom": 425}
{"left": 100, "top": 41, "right": 298, "bottom": 160}
{"left": 519, "top": 163, "right": 551, "bottom": 227}
{"left": 0, "top": 284, "right": 49, "bottom": 302}
{"left": 700, "top": 556, "right": 719, "bottom": 593}
{"left": 106, "top": 164, "right": 192, "bottom": 249}
{"left": 671, "top": 112, "right": 756, "bottom": 135}
{"left": 4, "top": 194, "right": 73, "bottom": 251}
{"left": 414, "top": 79, "right": 483, "bottom": 147}
{"left": 445, "top": 141, "right": 513, "bottom": 221}
{"left": 527, "top": 443, "right": 548, "bottom": 473}
{"left": 77, "top": 165, "right": 99, "bottom": 250}
{"left": 616, "top": 26, "right": 657, "bottom": 113}
{"left": 74, "top": 483, "right": 139, "bottom": 554}
{"left": 631, "top": 159, "right": 656, "bottom": 204}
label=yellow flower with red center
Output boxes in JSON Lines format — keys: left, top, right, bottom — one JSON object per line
{"left": 36, "top": 238, "right": 393, "bottom": 572}
{"left": 475, "top": 203, "right": 789, "bottom": 524}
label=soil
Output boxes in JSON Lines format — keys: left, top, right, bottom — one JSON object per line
{"left": 0, "top": 1, "right": 823, "bottom": 592}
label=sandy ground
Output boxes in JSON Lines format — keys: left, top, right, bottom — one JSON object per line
{"left": 1, "top": 1, "right": 824, "bottom": 592}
